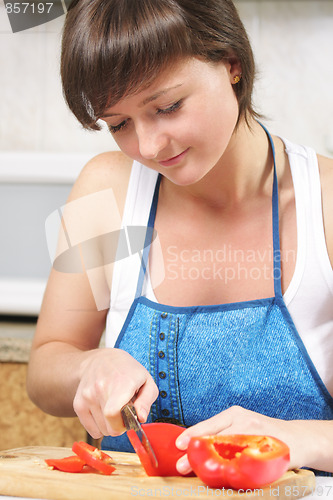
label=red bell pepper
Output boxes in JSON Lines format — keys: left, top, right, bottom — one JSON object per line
{"left": 45, "top": 455, "right": 86, "bottom": 473}
{"left": 127, "top": 422, "right": 194, "bottom": 477}
{"left": 187, "top": 434, "right": 290, "bottom": 489}
{"left": 72, "top": 441, "right": 116, "bottom": 475}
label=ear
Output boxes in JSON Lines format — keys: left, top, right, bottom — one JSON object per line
{"left": 226, "top": 55, "right": 242, "bottom": 84}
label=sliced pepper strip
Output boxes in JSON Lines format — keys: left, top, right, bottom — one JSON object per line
{"left": 45, "top": 455, "right": 85, "bottom": 473}
{"left": 72, "top": 441, "right": 116, "bottom": 475}
{"left": 187, "top": 434, "right": 290, "bottom": 489}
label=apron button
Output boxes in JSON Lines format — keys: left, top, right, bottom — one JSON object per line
{"left": 160, "top": 390, "right": 167, "bottom": 398}
{"left": 161, "top": 312, "right": 168, "bottom": 319}
{"left": 158, "top": 351, "right": 165, "bottom": 359}
{"left": 161, "top": 409, "right": 170, "bottom": 416}
{"left": 159, "top": 332, "right": 165, "bottom": 340}
{"left": 159, "top": 371, "right": 166, "bottom": 379}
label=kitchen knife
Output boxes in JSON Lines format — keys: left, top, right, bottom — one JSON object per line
{"left": 121, "top": 403, "right": 158, "bottom": 468}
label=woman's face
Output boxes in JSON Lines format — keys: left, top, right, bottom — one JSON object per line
{"left": 101, "top": 57, "right": 240, "bottom": 186}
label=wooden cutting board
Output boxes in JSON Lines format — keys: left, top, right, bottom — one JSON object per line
{"left": 0, "top": 446, "right": 315, "bottom": 499}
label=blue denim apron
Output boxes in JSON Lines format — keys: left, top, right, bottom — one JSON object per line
{"left": 102, "top": 126, "right": 333, "bottom": 475}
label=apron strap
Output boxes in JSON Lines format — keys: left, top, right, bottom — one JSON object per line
{"left": 259, "top": 122, "right": 282, "bottom": 298}
{"left": 136, "top": 123, "right": 283, "bottom": 300}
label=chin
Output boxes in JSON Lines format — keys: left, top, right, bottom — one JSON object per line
{"left": 161, "top": 167, "right": 209, "bottom": 187}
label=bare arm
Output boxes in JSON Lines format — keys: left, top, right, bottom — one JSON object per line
{"left": 27, "top": 152, "right": 158, "bottom": 438}
{"left": 27, "top": 267, "right": 108, "bottom": 417}
{"left": 175, "top": 407, "right": 333, "bottom": 473}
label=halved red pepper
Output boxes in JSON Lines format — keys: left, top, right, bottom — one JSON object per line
{"left": 72, "top": 441, "right": 116, "bottom": 475}
{"left": 45, "top": 455, "right": 85, "bottom": 473}
{"left": 127, "top": 422, "right": 194, "bottom": 477}
{"left": 187, "top": 434, "right": 290, "bottom": 489}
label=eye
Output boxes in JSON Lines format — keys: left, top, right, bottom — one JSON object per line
{"left": 108, "top": 120, "right": 128, "bottom": 134}
{"left": 157, "top": 100, "right": 182, "bottom": 116}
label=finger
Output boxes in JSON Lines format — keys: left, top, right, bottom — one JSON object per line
{"left": 103, "top": 392, "right": 132, "bottom": 435}
{"left": 103, "top": 406, "right": 127, "bottom": 435}
{"left": 175, "top": 413, "right": 232, "bottom": 450}
{"left": 176, "top": 454, "right": 192, "bottom": 475}
{"left": 73, "top": 385, "right": 107, "bottom": 439}
{"left": 134, "top": 376, "right": 159, "bottom": 422}
{"left": 91, "top": 379, "right": 124, "bottom": 436}
{"left": 89, "top": 405, "right": 112, "bottom": 437}
{"left": 85, "top": 412, "right": 106, "bottom": 439}
{"left": 103, "top": 374, "right": 155, "bottom": 428}
{"left": 76, "top": 407, "right": 103, "bottom": 440}
{"left": 75, "top": 383, "right": 111, "bottom": 437}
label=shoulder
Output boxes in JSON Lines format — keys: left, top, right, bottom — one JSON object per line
{"left": 318, "top": 154, "right": 333, "bottom": 264}
{"left": 61, "top": 151, "right": 133, "bottom": 272}
{"left": 318, "top": 153, "right": 333, "bottom": 177}
{"left": 55, "top": 151, "right": 133, "bottom": 294}
{"left": 68, "top": 150, "right": 133, "bottom": 216}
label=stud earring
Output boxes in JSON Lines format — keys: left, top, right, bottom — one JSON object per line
{"left": 233, "top": 75, "right": 241, "bottom": 84}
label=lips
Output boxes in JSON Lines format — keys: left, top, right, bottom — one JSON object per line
{"left": 158, "top": 148, "right": 189, "bottom": 167}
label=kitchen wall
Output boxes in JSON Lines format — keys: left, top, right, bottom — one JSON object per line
{"left": 0, "top": 0, "right": 332, "bottom": 157}
{"left": 237, "top": 0, "right": 333, "bottom": 155}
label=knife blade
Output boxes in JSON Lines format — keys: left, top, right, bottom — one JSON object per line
{"left": 121, "top": 403, "right": 158, "bottom": 468}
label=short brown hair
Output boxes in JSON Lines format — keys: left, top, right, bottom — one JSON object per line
{"left": 61, "top": 0, "right": 258, "bottom": 130}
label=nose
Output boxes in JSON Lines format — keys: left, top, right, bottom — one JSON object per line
{"left": 136, "top": 120, "right": 168, "bottom": 160}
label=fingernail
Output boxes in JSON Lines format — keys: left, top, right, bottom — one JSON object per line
{"left": 176, "top": 435, "right": 190, "bottom": 450}
{"left": 138, "top": 408, "right": 148, "bottom": 422}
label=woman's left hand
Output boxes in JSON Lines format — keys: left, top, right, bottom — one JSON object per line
{"left": 175, "top": 406, "right": 307, "bottom": 474}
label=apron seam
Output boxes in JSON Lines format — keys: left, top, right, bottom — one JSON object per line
{"left": 149, "top": 311, "right": 159, "bottom": 420}
{"left": 173, "top": 316, "right": 185, "bottom": 425}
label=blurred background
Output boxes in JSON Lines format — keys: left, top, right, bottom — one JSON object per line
{"left": 0, "top": 0, "right": 332, "bottom": 448}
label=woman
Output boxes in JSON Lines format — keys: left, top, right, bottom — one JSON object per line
{"left": 27, "top": 0, "right": 333, "bottom": 474}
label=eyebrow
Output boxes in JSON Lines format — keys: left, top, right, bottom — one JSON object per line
{"left": 101, "top": 84, "right": 183, "bottom": 118}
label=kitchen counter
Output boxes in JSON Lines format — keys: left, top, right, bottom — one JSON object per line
{"left": 0, "top": 318, "right": 86, "bottom": 449}
{"left": 0, "top": 318, "right": 35, "bottom": 363}
{"left": 0, "top": 317, "right": 105, "bottom": 363}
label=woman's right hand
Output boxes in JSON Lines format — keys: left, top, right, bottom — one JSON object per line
{"left": 73, "top": 347, "right": 159, "bottom": 439}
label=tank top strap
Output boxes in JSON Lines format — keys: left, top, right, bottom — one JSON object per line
{"left": 135, "top": 174, "right": 162, "bottom": 298}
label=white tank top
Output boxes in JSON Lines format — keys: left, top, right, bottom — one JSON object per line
{"left": 105, "top": 137, "right": 333, "bottom": 395}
